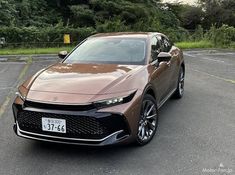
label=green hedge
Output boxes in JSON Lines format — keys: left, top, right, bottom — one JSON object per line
{"left": 1, "top": 25, "right": 235, "bottom": 48}
{"left": 0, "top": 25, "right": 190, "bottom": 47}
{"left": 0, "top": 26, "right": 95, "bottom": 47}
{"left": 178, "top": 25, "right": 235, "bottom": 48}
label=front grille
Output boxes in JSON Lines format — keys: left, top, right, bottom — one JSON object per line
{"left": 17, "top": 110, "right": 127, "bottom": 140}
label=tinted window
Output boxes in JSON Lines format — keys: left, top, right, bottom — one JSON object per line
{"left": 150, "top": 36, "right": 161, "bottom": 62}
{"left": 156, "top": 35, "right": 164, "bottom": 52}
{"left": 64, "top": 38, "right": 147, "bottom": 65}
{"left": 162, "top": 36, "right": 172, "bottom": 52}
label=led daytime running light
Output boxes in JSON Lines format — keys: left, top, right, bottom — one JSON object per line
{"left": 106, "top": 97, "right": 124, "bottom": 105}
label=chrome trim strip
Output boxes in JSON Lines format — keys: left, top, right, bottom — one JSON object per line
{"left": 158, "top": 88, "right": 176, "bottom": 109}
{"left": 17, "top": 123, "right": 123, "bottom": 142}
{"left": 26, "top": 89, "right": 138, "bottom": 106}
{"left": 17, "top": 131, "right": 105, "bottom": 146}
{"left": 25, "top": 98, "right": 93, "bottom": 106}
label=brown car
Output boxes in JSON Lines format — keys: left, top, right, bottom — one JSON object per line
{"left": 12, "top": 32, "right": 185, "bottom": 146}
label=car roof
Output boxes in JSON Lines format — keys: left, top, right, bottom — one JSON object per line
{"left": 90, "top": 32, "right": 163, "bottom": 39}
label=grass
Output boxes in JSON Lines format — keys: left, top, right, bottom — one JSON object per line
{"left": 175, "top": 40, "right": 214, "bottom": 49}
{"left": 0, "top": 46, "right": 74, "bottom": 55}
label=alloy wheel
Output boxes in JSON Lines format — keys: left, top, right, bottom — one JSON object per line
{"left": 137, "top": 99, "right": 158, "bottom": 142}
{"left": 179, "top": 69, "right": 185, "bottom": 95}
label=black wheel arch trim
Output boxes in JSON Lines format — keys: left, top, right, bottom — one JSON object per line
{"left": 142, "top": 84, "right": 159, "bottom": 106}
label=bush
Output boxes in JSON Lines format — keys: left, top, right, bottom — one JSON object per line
{"left": 177, "top": 25, "right": 235, "bottom": 48}
{"left": 164, "top": 27, "right": 189, "bottom": 43}
{"left": 190, "top": 25, "right": 204, "bottom": 41}
{"left": 205, "top": 25, "right": 235, "bottom": 47}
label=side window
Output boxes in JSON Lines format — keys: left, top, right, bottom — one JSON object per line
{"left": 156, "top": 35, "right": 164, "bottom": 52}
{"left": 150, "top": 37, "right": 160, "bottom": 62}
{"left": 162, "top": 37, "right": 172, "bottom": 52}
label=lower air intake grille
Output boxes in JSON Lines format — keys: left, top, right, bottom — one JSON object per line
{"left": 17, "top": 110, "right": 127, "bottom": 139}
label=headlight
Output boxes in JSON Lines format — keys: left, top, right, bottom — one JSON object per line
{"left": 16, "top": 86, "right": 27, "bottom": 101}
{"left": 94, "top": 91, "right": 136, "bottom": 109}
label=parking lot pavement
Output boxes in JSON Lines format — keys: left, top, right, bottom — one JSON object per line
{"left": 0, "top": 50, "right": 234, "bottom": 175}
{"left": 0, "top": 62, "right": 25, "bottom": 105}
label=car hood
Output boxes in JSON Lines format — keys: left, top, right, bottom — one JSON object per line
{"left": 27, "top": 63, "right": 143, "bottom": 95}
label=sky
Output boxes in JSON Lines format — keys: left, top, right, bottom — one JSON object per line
{"left": 162, "top": 0, "right": 198, "bottom": 5}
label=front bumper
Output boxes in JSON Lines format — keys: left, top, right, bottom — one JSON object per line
{"left": 12, "top": 101, "right": 131, "bottom": 146}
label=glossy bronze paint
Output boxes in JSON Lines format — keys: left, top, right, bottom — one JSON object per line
{"left": 13, "top": 32, "right": 184, "bottom": 145}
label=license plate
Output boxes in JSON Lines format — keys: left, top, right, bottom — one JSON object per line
{"left": 42, "top": 118, "right": 66, "bottom": 133}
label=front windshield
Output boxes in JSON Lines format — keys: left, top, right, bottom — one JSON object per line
{"left": 64, "top": 37, "right": 147, "bottom": 65}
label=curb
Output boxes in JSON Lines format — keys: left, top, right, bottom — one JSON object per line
{"left": 0, "top": 54, "right": 58, "bottom": 62}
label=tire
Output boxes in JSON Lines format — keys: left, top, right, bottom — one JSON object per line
{"left": 135, "top": 94, "right": 158, "bottom": 146}
{"left": 172, "top": 66, "right": 185, "bottom": 99}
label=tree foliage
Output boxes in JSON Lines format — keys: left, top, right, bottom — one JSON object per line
{"left": 199, "top": 0, "right": 235, "bottom": 28}
{"left": 0, "top": 0, "right": 17, "bottom": 26}
{"left": 0, "top": 0, "right": 178, "bottom": 30}
{"left": 167, "top": 0, "right": 235, "bottom": 30}
{"left": 0, "top": 0, "right": 234, "bottom": 45}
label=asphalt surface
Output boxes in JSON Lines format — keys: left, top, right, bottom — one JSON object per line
{"left": 0, "top": 50, "right": 234, "bottom": 175}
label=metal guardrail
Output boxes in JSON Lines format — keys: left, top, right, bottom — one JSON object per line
{"left": 0, "top": 42, "right": 77, "bottom": 48}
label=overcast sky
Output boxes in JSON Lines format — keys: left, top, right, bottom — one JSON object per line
{"left": 162, "top": 0, "right": 198, "bottom": 5}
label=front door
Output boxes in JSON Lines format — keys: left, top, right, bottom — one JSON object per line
{"left": 160, "top": 35, "right": 179, "bottom": 92}
{"left": 149, "top": 36, "right": 171, "bottom": 105}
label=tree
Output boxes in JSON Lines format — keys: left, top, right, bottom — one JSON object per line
{"left": 14, "top": 0, "right": 61, "bottom": 27}
{"left": 166, "top": 3, "right": 203, "bottom": 30}
{"left": 199, "top": 0, "right": 235, "bottom": 28}
{"left": 69, "top": 5, "right": 95, "bottom": 27}
{"left": 0, "top": 0, "right": 17, "bottom": 26}
{"left": 180, "top": 5, "right": 203, "bottom": 30}
{"left": 220, "top": 0, "right": 235, "bottom": 27}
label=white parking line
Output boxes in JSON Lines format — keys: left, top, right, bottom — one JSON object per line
{"left": 0, "top": 96, "right": 11, "bottom": 117}
{"left": 184, "top": 50, "right": 235, "bottom": 55}
{"left": 0, "top": 58, "right": 32, "bottom": 118}
{"left": 185, "top": 50, "right": 218, "bottom": 53}
{"left": 184, "top": 53, "right": 196, "bottom": 57}
{"left": 184, "top": 53, "right": 226, "bottom": 63}
{"left": 199, "top": 57, "right": 225, "bottom": 63}
{"left": 196, "top": 53, "right": 235, "bottom": 56}
{"left": 190, "top": 68, "right": 235, "bottom": 84}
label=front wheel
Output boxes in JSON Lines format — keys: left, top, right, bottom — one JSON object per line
{"left": 135, "top": 94, "right": 158, "bottom": 146}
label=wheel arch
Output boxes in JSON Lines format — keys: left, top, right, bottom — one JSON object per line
{"left": 142, "top": 84, "right": 159, "bottom": 105}
{"left": 146, "top": 88, "right": 156, "bottom": 99}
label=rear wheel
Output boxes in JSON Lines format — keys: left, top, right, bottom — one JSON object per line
{"left": 173, "top": 66, "right": 185, "bottom": 99}
{"left": 136, "top": 94, "right": 158, "bottom": 146}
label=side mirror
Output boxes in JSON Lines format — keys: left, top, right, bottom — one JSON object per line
{"left": 158, "top": 52, "right": 171, "bottom": 63}
{"left": 58, "top": 51, "right": 68, "bottom": 59}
